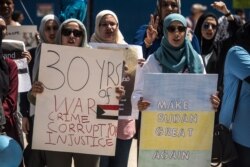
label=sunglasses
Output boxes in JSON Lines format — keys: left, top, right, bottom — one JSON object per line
{"left": 61, "top": 28, "right": 83, "bottom": 37}
{"left": 45, "top": 26, "right": 58, "bottom": 32}
{"left": 167, "top": 26, "right": 186, "bottom": 33}
{"left": 202, "top": 22, "right": 217, "bottom": 30}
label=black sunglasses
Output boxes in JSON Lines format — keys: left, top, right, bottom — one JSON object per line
{"left": 61, "top": 28, "right": 83, "bottom": 37}
{"left": 167, "top": 26, "right": 186, "bottom": 33}
{"left": 202, "top": 22, "right": 217, "bottom": 30}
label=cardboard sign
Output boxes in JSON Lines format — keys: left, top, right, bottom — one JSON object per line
{"left": 89, "top": 43, "right": 143, "bottom": 119}
{"left": 5, "top": 25, "right": 37, "bottom": 50}
{"left": 139, "top": 74, "right": 217, "bottom": 167}
{"left": 32, "top": 44, "right": 124, "bottom": 156}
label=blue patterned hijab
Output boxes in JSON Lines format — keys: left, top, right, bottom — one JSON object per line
{"left": 154, "top": 13, "right": 203, "bottom": 73}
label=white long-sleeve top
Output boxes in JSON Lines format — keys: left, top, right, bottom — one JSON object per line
{"left": 131, "top": 53, "right": 205, "bottom": 119}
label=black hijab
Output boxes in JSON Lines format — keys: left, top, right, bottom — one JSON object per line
{"left": 0, "top": 20, "right": 9, "bottom": 100}
{"left": 194, "top": 13, "right": 218, "bottom": 55}
{"left": 235, "top": 21, "right": 250, "bottom": 53}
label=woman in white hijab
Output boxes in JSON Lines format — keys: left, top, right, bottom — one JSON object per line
{"left": 91, "top": 10, "right": 136, "bottom": 167}
{"left": 90, "top": 10, "right": 127, "bottom": 44}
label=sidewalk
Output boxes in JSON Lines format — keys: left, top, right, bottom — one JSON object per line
{"left": 128, "top": 139, "right": 137, "bottom": 167}
{"left": 23, "top": 135, "right": 138, "bottom": 167}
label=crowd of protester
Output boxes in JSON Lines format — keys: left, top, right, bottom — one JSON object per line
{"left": 0, "top": 0, "right": 249, "bottom": 166}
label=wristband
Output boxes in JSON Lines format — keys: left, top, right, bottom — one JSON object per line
{"left": 224, "top": 12, "right": 231, "bottom": 17}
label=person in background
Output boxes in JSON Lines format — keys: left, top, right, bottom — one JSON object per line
{"left": 194, "top": 1, "right": 240, "bottom": 81}
{"left": 194, "top": 2, "right": 242, "bottom": 124}
{"left": 28, "top": 18, "right": 100, "bottom": 167}
{"left": 0, "top": 27, "right": 9, "bottom": 102}
{"left": 90, "top": 10, "right": 135, "bottom": 167}
{"left": 214, "top": 6, "right": 244, "bottom": 42}
{"left": 12, "top": 10, "right": 24, "bottom": 25}
{"left": 0, "top": 0, "right": 20, "bottom": 26}
{"left": 20, "top": 14, "right": 60, "bottom": 167}
{"left": 133, "top": 0, "right": 201, "bottom": 59}
{"left": 234, "top": 9, "right": 246, "bottom": 24}
{"left": 0, "top": 16, "right": 31, "bottom": 61}
{"left": 0, "top": 14, "right": 21, "bottom": 166}
{"left": 219, "top": 22, "right": 250, "bottom": 167}
{"left": 0, "top": 16, "right": 32, "bottom": 166}
{"left": 186, "top": 3, "right": 207, "bottom": 31}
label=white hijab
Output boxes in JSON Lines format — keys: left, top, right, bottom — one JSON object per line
{"left": 90, "top": 10, "right": 127, "bottom": 44}
{"left": 32, "top": 14, "right": 61, "bottom": 81}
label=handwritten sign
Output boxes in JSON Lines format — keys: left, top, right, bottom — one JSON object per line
{"left": 5, "top": 26, "right": 37, "bottom": 50}
{"left": 89, "top": 43, "right": 143, "bottom": 119}
{"left": 139, "top": 74, "right": 217, "bottom": 167}
{"left": 32, "top": 44, "right": 124, "bottom": 155}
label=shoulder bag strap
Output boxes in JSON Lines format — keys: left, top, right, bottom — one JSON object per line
{"left": 231, "top": 80, "right": 242, "bottom": 123}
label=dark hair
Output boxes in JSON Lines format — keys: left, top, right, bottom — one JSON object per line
{"left": 12, "top": 10, "right": 23, "bottom": 22}
{"left": 235, "top": 21, "right": 250, "bottom": 53}
{"left": 234, "top": 9, "right": 245, "bottom": 15}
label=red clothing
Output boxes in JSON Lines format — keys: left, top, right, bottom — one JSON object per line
{"left": 2, "top": 58, "right": 19, "bottom": 143}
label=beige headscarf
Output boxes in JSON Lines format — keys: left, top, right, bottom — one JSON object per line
{"left": 90, "top": 10, "right": 127, "bottom": 44}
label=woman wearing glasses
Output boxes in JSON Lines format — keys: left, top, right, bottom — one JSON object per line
{"left": 90, "top": 10, "right": 135, "bottom": 167}
{"left": 28, "top": 18, "right": 100, "bottom": 167}
{"left": 194, "top": 2, "right": 241, "bottom": 125}
{"left": 194, "top": 1, "right": 239, "bottom": 75}
{"left": 133, "top": 0, "right": 202, "bottom": 59}
{"left": 132, "top": 13, "right": 220, "bottom": 123}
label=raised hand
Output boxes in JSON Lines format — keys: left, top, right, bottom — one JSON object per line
{"left": 145, "top": 14, "right": 159, "bottom": 47}
{"left": 211, "top": 1, "right": 230, "bottom": 15}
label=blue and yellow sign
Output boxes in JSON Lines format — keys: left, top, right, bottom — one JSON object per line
{"left": 139, "top": 74, "right": 218, "bottom": 167}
